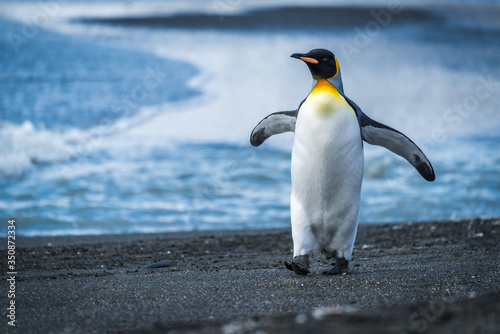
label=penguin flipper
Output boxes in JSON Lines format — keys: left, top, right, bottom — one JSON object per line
{"left": 341, "top": 94, "right": 435, "bottom": 182}
{"left": 359, "top": 113, "right": 435, "bottom": 182}
{"left": 250, "top": 110, "right": 297, "bottom": 146}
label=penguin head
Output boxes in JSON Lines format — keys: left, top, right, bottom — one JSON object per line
{"left": 291, "top": 49, "right": 340, "bottom": 80}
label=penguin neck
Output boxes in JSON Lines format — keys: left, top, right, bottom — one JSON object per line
{"left": 310, "top": 71, "right": 344, "bottom": 95}
{"left": 311, "top": 78, "right": 341, "bottom": 97}
{"left": 327, "top": 70, "right": 344, "bottom": 95}
{"left": 305, "top": 78, "right": 348, "bottom": 115}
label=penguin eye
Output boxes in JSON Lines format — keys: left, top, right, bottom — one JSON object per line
{"left": 322, "top": 57, "right": 329, "bottom": 62}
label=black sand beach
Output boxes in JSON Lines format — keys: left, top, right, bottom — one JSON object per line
{"left": 2, "top": 217, "right": 499, "bottom": 333}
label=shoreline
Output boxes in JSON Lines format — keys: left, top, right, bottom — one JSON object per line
{"left": 8, "top": 216, "right": 499, "bottom": 248}
{"left": 78, "top": 5, "right": 443, "bottom": 30}
{"left": 1, "top": 217, "right": 499, "bottom": 333}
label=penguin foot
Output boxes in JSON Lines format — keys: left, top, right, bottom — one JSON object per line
{"left": 322, "top": 257, "right": 349, "bottom": 276}
{"left": 284, "top": 254, "right": 310, "bottom": 276}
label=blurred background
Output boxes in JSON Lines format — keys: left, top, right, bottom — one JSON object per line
{"left": 1, "top": 0, "right": 499, "bottom": 236}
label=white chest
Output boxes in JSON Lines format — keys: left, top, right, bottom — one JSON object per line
{"left": 291, "top": 82, "right": 364, "bottom": 215}
{"left": 293, "top": 89, "right": 361, "bottom": 160}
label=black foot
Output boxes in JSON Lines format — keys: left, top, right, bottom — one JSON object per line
{"left": 284, "top": 254, "right": 310, "bottom": 276}
{"left": 322, "top": 257, "right": 349, "bottom": 276}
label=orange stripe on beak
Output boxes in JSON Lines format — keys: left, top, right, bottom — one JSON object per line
{"left": 300, "top": 56, "right": 318, "bottom": 64}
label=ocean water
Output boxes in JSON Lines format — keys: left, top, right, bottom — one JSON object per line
{"left": 1, "top": 0, "right": 499, "bottom": 236}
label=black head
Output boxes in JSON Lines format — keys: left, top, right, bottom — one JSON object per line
{"left": 291, "top": 48, "right": 339, "bottom": 80}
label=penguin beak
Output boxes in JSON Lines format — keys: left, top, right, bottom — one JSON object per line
{"left": 291, "top": 53, "right": 318, "bottom": 64}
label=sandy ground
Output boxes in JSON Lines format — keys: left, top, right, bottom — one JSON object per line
{"left": 1, "top": 217, "right": 499, "bottom": 333}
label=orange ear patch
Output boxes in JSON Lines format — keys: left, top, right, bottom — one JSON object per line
{"left": 300, "top": 57, "right": 318, "bottom": 64}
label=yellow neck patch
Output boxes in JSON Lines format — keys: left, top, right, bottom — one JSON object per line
{"left": 301, "top": 79, "right": 356, "bottom": 118}
{"left": 303, "top": 79, "right": 352, "bottom": 116}
{"left": 310, "top": 79, "right": 341, "bottom": 97}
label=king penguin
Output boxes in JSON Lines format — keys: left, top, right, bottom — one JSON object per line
{"left": 250, "top": 49, "right": 435, "bottom": 276}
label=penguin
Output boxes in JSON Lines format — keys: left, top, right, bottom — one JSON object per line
{"left": 250, "top": 48, "right": 435, "bottom": 276}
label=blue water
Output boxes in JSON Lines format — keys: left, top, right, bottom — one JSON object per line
{"left": 0, "top": 17, "right": 199, "bottom": 130}
{"left": 1, "top": 1, "right": 500, "bottom": 236}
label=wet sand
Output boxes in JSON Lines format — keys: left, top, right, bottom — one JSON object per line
{"left": 1, "top": 217, "right": 499, "bottom": 333}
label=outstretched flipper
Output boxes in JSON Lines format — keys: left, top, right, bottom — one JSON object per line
{"left": 343, "top": 96, "right": 435, "bottom": 182}
{"left": 250, "top": 110, "right": 298, "bottom": 147}
{"left": 359, "top": 113, "right": 435, "bottom": 181}
{"left": 249, "top": 95, "right": 435, "bottom": 182}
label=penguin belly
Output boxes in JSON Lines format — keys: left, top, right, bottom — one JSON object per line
{"left": 290, "top": 86, "right": 363, "bottom": 261}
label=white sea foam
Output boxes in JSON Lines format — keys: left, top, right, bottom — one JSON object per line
{"left": 0, "top": 102, "right": 170, "bottom": 178}
{"left": 0, "top": 121, "right": 74, "bottom": 177}
{"left": 117, "top": 28, "right": 500, "bottom": 152}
